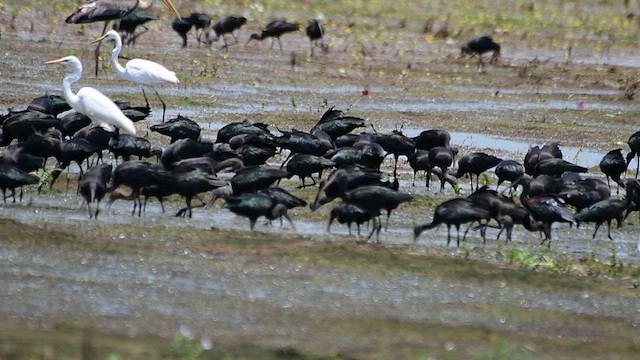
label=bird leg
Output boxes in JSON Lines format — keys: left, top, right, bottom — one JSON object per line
{"left": 277, "top": 37, "right": 283, "bottom": 51}
{"left": 154, "top": 89, "right": 167, "bottom": 123}
{"left": 366, "top": 216, "right": 378, "bottom": 242}
{"left": 94, "top": 21, "right": 112, "bottom": 77}
{"left": 141, "top": 88, "right": 151, "bottom": 109}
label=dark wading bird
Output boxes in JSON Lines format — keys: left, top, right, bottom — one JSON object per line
{"left": 460, "top": 35, "right": 500, "bottom": 71}
{"left": 627, "top": 131, "right": 640, "bottom": 178}
{"left": 113, "top": 10, "right": 158, "bottom": 46}
{"left": 0, "top": 164, "right": 40, "bottom": 203}
{"left": 224, "top": 193, "right": 295, "bottom": 231}
{"left": 429, "top": 146, "right": 456, "bottom": 191}
{"left": 211, "top": 16, "right": 247, "bottom": 49}
{"left": 79, "top": 164, "right": 112, "bottom": 218}
{"left": 93, "top": 30, "right": 179, "bottom": 122}
{"left": 599, "top": 148, "right": 626, "bottom": 193}
{"left": 150, "top": 114, "right": 201, "bottom": 143}
{"left": 341, "top": 185, "right": 413, "bottom": 242}
{"left": 185, "top": 12, "right": 211, "bottom": 45}
{"left": 27, "top": 94, "right": 71, "bottom": 116}
{"left": 65, "top": 0, "right": 181, "bottom": 76}
{"left": 247, "top": 20, "right": 300, "bottom": 50}
{"left": 172, "top": 17, "right": 192, "bottom": 48}
{"left": 111, "top": 160, "right": 177, "bottom": 216}
{"left": 414, "top": 197, "right": 492, "bottom": 247}
{"left": 327, "top": 203, "right": 376, "bottom": 238}
{"left": 576, "top": 198, "right": 630, "bottom": 240}
{"left": 305, "top": 19, "right": 325, "bottom": 56}
{"left": 454, "top": 152, "right": 502, "bottom": 192}
{"left": 524, "top": 143, "right": 563, "bottom": 175}
{"left": 494, "top": 159, "right": 524, "bottom": 191}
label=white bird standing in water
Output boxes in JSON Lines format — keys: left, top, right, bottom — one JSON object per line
{"left": 65, "top": 0, "right": 181, "bottom": 77}
{"left": 94, "top": 30, "right": 179, "bottom": 122}
{"left": 45, "top": 56, "right": 137, "bottom": 135}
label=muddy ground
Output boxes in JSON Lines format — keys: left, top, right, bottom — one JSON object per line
{"left": 2, "top": 1, "right": 640, "bottom": 359}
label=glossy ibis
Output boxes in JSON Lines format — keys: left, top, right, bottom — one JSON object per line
{"left": 626, "top": 131, "right": 640, "bottom": 177}
{"left": 215, "top": 120, "right": 271, "bottom": 144}
{"left": 114, "top": 11, "right": 158, "bottom": 46}
{"left": 494, "top": 159, "right": 524, "bottom": 191}
{"left": 576, "top": 199, "right": 628, "bottom": 240}
{"left": 150, "top": 114, "right": 201, "bottom": 143}
{"left": 111, "top": 160, "right": 177, "bottom": 216}
{"left": 79, "top": 164, "right": 112, "bottom": 218}
{"left": 429, "top": 146, "right": 456, "bottom": 191}
{"left": 286, "top": 153, "right": 335, "bottom": 187}
{"left": 0, "top": 164, "right": 40, "bottom": 203}
{"left": 310, "top": 166, "right": 384, "bottom": 211}
{"left": 305, "top": 19, "right": 324, "bottom": 56}
{"left": 342, "top": 185, "right": 413, "bottom": 242}
{"left": 247, "top": 20, "right": 300, "bottom": 50}
{"left": 461, "top": 36, "right": 500, "bottom": 70}
{"left": 408, "top": 150, "right": 431, "bottom": 187}
{"left": 414, "top": 197, "right": 491, "bottom": 247}
{"left": 310, "top": 108, "right": 366, "bottom": 140}
{"left": 49, "top": 137, "right": 99, "bottom": 190}
{"left": 172, "top": 17, "right": 192, "bottom": 48}
{"left": 0, "top": 110, "right": 60, "bottom": 146}
{"left": 109, "top": 134, "right": 160, "bottom": 162}
{"left": 159, "top": 138, "right": 213, "bottom": 170}
{"left": 411, "top": 129, "right": 451, "bottom": 151}
{"left": 599, "top": 148, "right": 626, "bottom": 193}
{"left": 172, "top": 169, "right": 227, "bottom": 217}
{"left": 185, "top": 12, "right": 211, "bottom": 45}
{"left": 524, "top": 195, "right": 575, "bottom": 246}
{"left": 224, "top": 193, "right": 294, "bottom": 231}
{"left": 533, "top": 158, "right": 587, "bottom": 177}
{"left": 327, "top": 202, "right": 376, "bottom": 237}
{"left": 524, "top": 143, "right": 562, "bottom": 175}
{"left": 211, "top": 16, "right": 247, "bottom": 49}
{"left": 230, "top": 166, "right": 289, "bottom": 195}
{"left": 374, "top": 129, "right": 416, "bottom": 181}
{"left": 27, "top": 94, "right": 71, "bottom": 116}
{"left": 454, "top": 152, "right": 502, "bottom": 192}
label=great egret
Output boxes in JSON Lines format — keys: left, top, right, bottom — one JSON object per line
{"left": 65, "top": 0, "right": 181, "bottom": 76}
{"left": 45, "top": 56, "right": 137, "bottom": 135}
{"left": 94, "top": 30, "right": 179, "bottom": 122}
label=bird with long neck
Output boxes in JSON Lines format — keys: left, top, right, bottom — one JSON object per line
{"left": 93, "top": 30, "right": 179, "bottom": 122}
{"left": 45, "top": 56, "right": 136, "bottom": 135}
{"left": 65, "top": 0, "right": 181, "bottom": 76}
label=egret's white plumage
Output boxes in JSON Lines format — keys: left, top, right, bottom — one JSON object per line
{"left": 95, "top": 30, "right": 179, "bottom": 121}
{"left": 65, "top": 0, "right": 181, "bottom": 76}
{"left": 45, "top": 56, "right": 137, "bottom": 135}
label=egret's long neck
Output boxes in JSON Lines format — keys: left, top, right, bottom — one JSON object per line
{"left": 62, "top": 63, "right": 82, "bottom": 110}
{"left": 110, "top": 36, "right": 127, "bottom": 77}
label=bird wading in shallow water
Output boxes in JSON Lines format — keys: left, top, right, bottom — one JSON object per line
{"left": 247, "top": 20, "right": 300, "bottom": 50}
{"left": 93, "top": 30, "right": 179, "bottom": 122}
{"left": 65, "top": 0, "right": 181, "bottom": 76}
{"left": 45, "top": 56, "right": 136, "bottom": 135}
{"left": 461, "top": 35, "right": 500, "bottom": 71}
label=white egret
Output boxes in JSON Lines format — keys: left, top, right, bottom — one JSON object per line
{"left": 65, "top": 0, "right": 181, "bottom": 76}
{"left": 94, "top": 30, "right": 179, "bottom": 122}
{"left": 45, "top": 56, "right": 137, "bottom": 135}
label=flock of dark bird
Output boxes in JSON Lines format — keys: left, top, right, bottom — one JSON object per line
{"left": 1, "top": 0, "right": 637, "bottom": 249}
{"left": 3, "top": 93, "right": 640, "bottom": 248}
